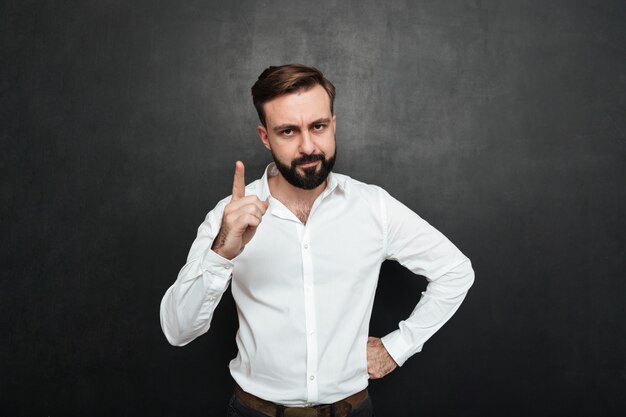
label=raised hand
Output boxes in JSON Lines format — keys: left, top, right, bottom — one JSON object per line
{"left": 366, "top": 336, "right": 398, "bottom": 379}
{"left": 211, "top": 161, "right": 269, "bottom": 260}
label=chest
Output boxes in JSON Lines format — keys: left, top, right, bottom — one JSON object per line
{"left": 282, "top": 200, "right": 313, "bottom": 224}
{"left": 232, "top": 195, "right": 385, "bottom": 291}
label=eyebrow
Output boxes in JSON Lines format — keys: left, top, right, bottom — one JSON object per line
{"left": 272, "top": 118, "right": 332, "bottom": 133}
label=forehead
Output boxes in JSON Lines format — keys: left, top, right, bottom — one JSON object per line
{"left": 263, "top": 84, "right": 332, "bottom": 126}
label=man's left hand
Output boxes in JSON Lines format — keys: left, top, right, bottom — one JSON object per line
{"left": 366, "top": 336, "right": 398, "bottom": 379}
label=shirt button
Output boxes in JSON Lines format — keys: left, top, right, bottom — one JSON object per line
{"left": 224, "top": 265, "right": 231, "bottom": 270}
{"left": 303, "top": 243, "right": 309, "bottom": 249}
{"left": 309, "top": 375, "right": 315, "bottom": 381}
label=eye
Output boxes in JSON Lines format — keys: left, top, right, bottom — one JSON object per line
{"left": 282, "top": 128, "right": 294, "bottom": 136}
{"left": 313, "top": 124, "right": 326, "bottom": 131}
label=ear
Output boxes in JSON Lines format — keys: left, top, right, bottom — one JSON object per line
{"left": 332, "top": 114, "right": 337, "bottom": 133}
{"left": 257, "top": 125, "right": 271, "bottom": 150}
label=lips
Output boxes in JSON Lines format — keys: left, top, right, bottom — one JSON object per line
{"left": 292, "top": 154, "right": 324, "bottom": 169}
{"left": 298, "top": 161, "right": 320, "bottom": 168}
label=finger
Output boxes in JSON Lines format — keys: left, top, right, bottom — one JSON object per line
{"left": 239, "top": 204, "right": 264, "bottom": 219}
{"left": 231, "top": 161, "right": 246, "bottom": 201}
{"left": 237, "top": 212, "right": 262, "bottom": 229}
{"left": 228, "top": 196, "right": 269, "bottom": 215}
{"left": 234, "top": 211, "right": 262, "bottom": 227}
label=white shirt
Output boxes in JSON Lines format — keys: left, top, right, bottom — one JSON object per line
{"left": 160, "top": 163, "right": 474, "bottom": 406}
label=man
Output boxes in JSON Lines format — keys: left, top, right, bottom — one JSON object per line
{"left": 160, "top": 64, "right": 474, "bottom": 417}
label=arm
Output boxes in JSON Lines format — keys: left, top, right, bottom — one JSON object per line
{"left": 159, "top": 201, "right": 234, "bottom": 346}
{"left": 378, "top": 189, "right": 475, "bottom": 367}
{"left": 160, "top": 161, "right": 268, "bottom": 346}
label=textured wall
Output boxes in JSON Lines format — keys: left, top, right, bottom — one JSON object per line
{"left": 2, "top": 0, "right": 625, "bottom": 416}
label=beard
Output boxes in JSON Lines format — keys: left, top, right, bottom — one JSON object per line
{"left": 271, "top": 149, "right": 337, "bottom": 190}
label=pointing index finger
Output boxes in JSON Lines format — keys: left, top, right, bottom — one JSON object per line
{"left": 232, "top": 161, "right": 245, "bottom": 201}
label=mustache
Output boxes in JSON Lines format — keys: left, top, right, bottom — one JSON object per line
{"left": 291, "top": 154, "right": 325, "bottom": 167}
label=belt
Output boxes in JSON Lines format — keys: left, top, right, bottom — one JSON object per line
{"left": 234, "top": 384, "right": 368, "bottom": 417}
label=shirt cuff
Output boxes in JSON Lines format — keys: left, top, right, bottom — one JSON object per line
{"left": 381, "top": 330, "right": 422, "bottom": 367}
{"left": 200, "top": 249, "right": 235, "bottom": 292}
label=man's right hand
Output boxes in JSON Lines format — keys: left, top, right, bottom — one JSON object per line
{"left": 211, "top": 161, "right": 269, "bottom": 260}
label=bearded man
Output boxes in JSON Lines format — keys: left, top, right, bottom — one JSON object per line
{"left": 160, "top": 64, "right": 475, "bottom": 417}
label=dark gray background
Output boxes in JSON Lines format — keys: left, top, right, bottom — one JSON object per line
{"left": 2, "top": 0, "right": 625, "bottom": 416}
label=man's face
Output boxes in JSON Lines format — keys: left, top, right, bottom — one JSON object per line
{"left": 257, "top": 84, "right": 337, "bottom": 190}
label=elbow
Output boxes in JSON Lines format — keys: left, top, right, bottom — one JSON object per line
{"left": 160, "top": 294, "right": 194, "bottom": 347}
{"left": 160, "top": 300, "right": 209, "bottom": 347}
{"left": 163, "top": 329, "right": 193, "bottom": 347}
{"left": 467, "top": 269, "right": 475, "bottom": 291}
{"left": 163, "top": 329, "right": 184, "bottom": 347}
{"left": 160, "top": 314, "right": 199, "bottom": 347}
{"left": 160, "top": 311, "right": 184, "bottom": 346}
{"left": 159, "top": 280, "right": 216, "bottom": 347}
{"left": 463, "top": 259, "right": 475, "bottom": 292}
{"left": 446, "top": 256, "right": 475, "bottom": 294}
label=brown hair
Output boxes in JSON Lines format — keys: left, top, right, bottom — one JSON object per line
{"left": 251, "top": 64, "right": 336, "bottom": 127}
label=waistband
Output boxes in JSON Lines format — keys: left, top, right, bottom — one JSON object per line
{"left": 234, "top": 384, "right": 369, "bottom": 417}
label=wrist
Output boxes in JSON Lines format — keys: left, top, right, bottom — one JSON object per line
{"left": 210, "top": 244, "right": 234, "bottom": 260}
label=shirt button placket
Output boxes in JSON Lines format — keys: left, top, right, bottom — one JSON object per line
{"left": 301, "top": 227, "right": 318, "bottom": 403}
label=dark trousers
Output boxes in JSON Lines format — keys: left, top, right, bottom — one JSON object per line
{"left": 226, "top": 394, "right": 375, "bottom": 417}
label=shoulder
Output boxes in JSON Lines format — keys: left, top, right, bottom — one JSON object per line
{"left": 333, "top": 172, "right": 386, "bottom": 194}
{"left": 332, "top": 172, "right": 390, "bottom": 204}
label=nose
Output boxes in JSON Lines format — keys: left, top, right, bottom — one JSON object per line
{"left": 299, "top": 130, "right": 316, "bottom": 155}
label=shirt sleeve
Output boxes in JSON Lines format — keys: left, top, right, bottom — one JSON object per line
{"left": 159, "top": 198, "right": 235, "bottom": 346}
{"left": 378, "top": 189, "right": 475, "bottom": 366}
